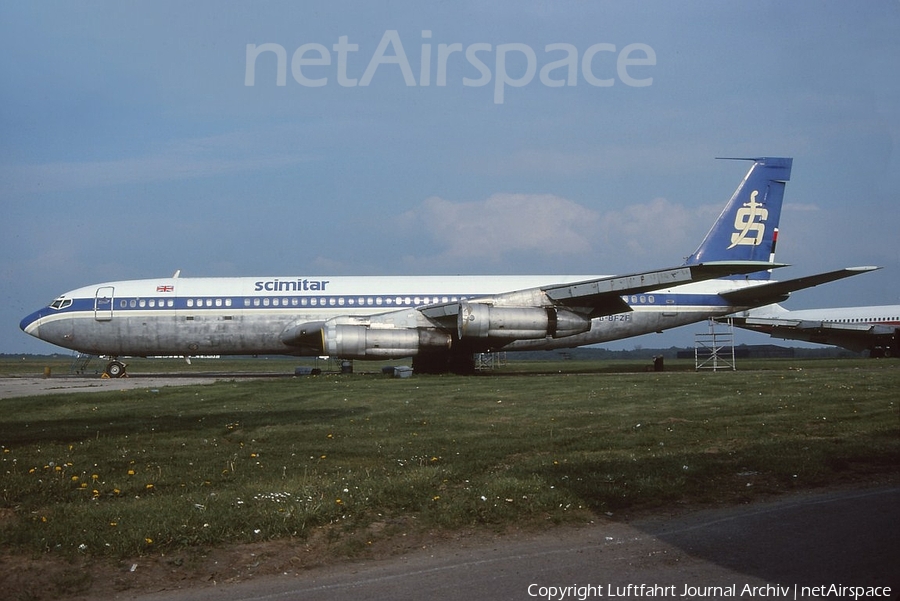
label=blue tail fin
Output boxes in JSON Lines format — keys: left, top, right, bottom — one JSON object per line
{"left": 683, "top": 157, "right": 792, "bottom": 280}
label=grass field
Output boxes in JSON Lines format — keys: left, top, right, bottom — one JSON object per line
{"left": 1, "top": 357, "right": 898, "bottom": 566}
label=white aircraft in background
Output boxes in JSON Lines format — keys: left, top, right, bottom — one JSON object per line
{"left": 20, "top": 157, "right": 878, "bottom": 376}
{"left": 727, "top": 304, "right": 900, "bottom": 358}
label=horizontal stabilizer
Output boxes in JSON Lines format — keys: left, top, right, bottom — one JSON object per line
{"left": 721, "top": 266, "right": 880, "bottom": 306}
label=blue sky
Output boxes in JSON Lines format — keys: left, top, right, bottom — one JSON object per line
{"left": 2, "top": 1, "right": 898, "bottom": 354}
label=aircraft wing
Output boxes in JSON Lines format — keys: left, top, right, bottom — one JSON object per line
{"left": 719, "top": 266, "right": 880, "bottom": 307}
{"left": 282, "top": 261, "right": 783, "bottom": 352}
{"left": 420, "top": 261, "right": 784, "bottom": 321}
{"left": 730, "top": 315, "right": 898, "bottom": 354}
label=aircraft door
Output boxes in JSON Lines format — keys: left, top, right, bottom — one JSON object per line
{"left": 95, "top": 286, "right": 114, "bottom": 321}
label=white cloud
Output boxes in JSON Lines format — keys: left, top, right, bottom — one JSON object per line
{"left": 597, "top": 197, "right": 701, "bottom": 263}
{"left": 395, "top": 193, "right": 711, "bottom": 271}
{"left": 404, "top": 193, "right": 600, "bottom": 260}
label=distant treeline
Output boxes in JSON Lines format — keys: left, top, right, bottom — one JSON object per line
{"left": 489, "top": 345, "right": 862, "bottom": 361}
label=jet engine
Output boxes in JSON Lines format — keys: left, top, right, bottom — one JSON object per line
{"left": 322, "top": 323, "right": 452, "bottom": 359}
{"left": 457, "top": 301, "right": 591, "bottom": 340}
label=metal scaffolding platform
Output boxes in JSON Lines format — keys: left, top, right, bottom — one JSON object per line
{"left": 694, "top": 318, "right": 736, "bottom": 371}
{"left": 475, "top": 352, "right": 507, "bottom": 370}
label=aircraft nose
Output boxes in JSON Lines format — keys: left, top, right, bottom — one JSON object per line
{"left": 19, "top": 309, "right": 43, "bottom": 337}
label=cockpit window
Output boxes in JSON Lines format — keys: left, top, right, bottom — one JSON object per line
{"left": 49, "top": 297, "right": 73, "bottom": 310}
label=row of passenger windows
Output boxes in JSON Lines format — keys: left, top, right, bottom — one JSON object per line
{"left": 116, "top": 296, "right": 467, "bottom": 309}
{"left": 99, "top": 295, "right": 655, "bottom": 310}
{"left": 829, "top": 317, "right": 899, "bottom": 323}
{"left": 237, "top": 295, "right": 464, "bottom": 308}
{"left": 115, "top": 294, "right": 669, "bottom": 309}
{"left": 120, "top": 299, "right": 175, "bottom": 308}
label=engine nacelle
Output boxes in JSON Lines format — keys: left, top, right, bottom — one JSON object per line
{"left": 457, "top": 302, "right": 591, "bottom": 340}
{"left": 323, "top": 323, "right": 452, "bottom": 359}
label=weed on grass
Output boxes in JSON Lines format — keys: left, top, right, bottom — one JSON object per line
{"left": 1, "top": 360, "right": 897, "bottom": 562}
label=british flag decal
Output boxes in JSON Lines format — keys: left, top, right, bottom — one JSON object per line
{"left": 156, "top": 285, "right": 174, "bottom": 293}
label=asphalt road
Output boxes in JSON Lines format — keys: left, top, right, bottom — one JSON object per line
{"left": 0, "top": 375, "right": 228, "bottom": 399}
{"left": 127, "top": 485, "right": 899, "bottom": 601}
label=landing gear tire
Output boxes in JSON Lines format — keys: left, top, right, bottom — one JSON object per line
{"left": 105, "top": 360, "right": 127, "bottom": 378}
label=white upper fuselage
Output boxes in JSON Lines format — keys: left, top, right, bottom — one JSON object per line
{"left": 747, "top": 304, "right": 900, "bottom": 325}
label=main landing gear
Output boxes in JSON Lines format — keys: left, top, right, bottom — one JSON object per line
{"left": 103, "top": 359, "right": 127, "bottom": 378}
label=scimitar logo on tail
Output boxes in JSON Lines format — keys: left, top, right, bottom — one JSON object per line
{"left": 20, "top": 157, "right": 878, "bottom": 376}
{"left": 729, "top": 190, "right": 768, "bottom": 249}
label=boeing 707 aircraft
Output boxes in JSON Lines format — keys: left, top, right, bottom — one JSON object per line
{"left": 20, "top": 157, "right": 877, "bottom": 375}
{"left": 728, "top": 304, "right": 900, "bottom": 357}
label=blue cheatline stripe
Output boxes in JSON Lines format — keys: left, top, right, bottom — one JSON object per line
{"left": 50, "top": 291, "right": 735, "bottom": 316}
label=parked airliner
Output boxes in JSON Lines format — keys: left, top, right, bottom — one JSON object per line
{"left": 728, "top": 304, "right": 900, "bottom": 357}
{"left": 20, "top": 157, "right": 877, "bottom": 375}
